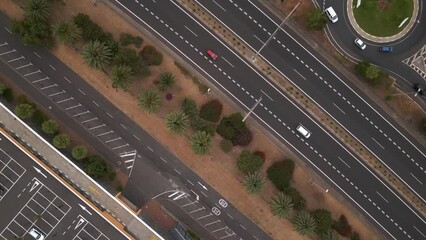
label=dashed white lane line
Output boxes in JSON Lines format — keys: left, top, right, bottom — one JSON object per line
{"left": 371, "top": 137, "right": 385, "bottom": 149}
{"left": 293, "top": 69, "right": 306, "bottom": 80}
{"left": 222, "top": 57, "right": 235, "bottom": 68}
{"left": 333, "top": 103, "right": 346, "bottom": 115}
{"left": 410, "top": 173, "right": 423, "bottom": 185}
{"left": 184, "top": 25, "right": 198, "bottom": 37}
{"left": 376, "top": 191, "right": 389, "bottom": 203}
{"left": 160, "top": 157, "right": 167, "bottom": 163}
{"left": 337, "top": 156, "right": 351, "bottom": 168}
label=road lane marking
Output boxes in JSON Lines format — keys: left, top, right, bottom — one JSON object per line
{"left": 253, "top": 34, "right": 264, "bottom": 44}
{"left": 212, "top": 0, "right": 226, "bottom": 12}
{"left": 410, "top": 173, "right": 423, "bottom": 185}
{"left": 333, "top": 103, "right": 346, "bottom": 115}
{"left": 184, "top": 25, "right": 198, "bottom": 37}
{"left": 293, "top": 69, "right": 306, "bottom": 80}
{"left": 371, "top": 138, "right": 385, "bottom": 149}
{"left": 376, "top": 191, "right": 389, "bottom": 203}
{"left": 413, "top": 226, "right": 425, "bottom": 237}
{"left": 49, "top": 64, "right": 56, "bottom": 70}
{"left": 222, "top": 57, "right": 234, "bottom": 68}
{"left": 337, "top": 156, "right": 350, "bottom": 168}
{"left": 260, "top": 90, "right": 273, "bottom": 101}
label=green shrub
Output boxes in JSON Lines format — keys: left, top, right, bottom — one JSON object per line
{"left": 283, "top": 187, "right": 306, "bottom": 211}
{"left": 254, "top": 151, "right": 265, "bottom": 162}
{"left": 351, "top": 232, "right": 360, "bottom": 240}
{"left": 220, "top": 139, "right": 233, "bottom": 153}
{"left": 52, "top": 133, "right": 71, "bottom": 149}
{"left": 85, "top": 155, "right": 112, "bottom": 179}
{"left": 72, "top": 145, "right": 88, "bottom": 160}
{"left": 73, "top": 13, "right": 108, "bottom": 42}
{"left": 199, "top": 99, "right": 223, "bottom": 123}
{"left": 41, "top": 119, "right": 59, "bottom": 135}
{"left": 139, "top": 45, "right": 163, "bottom": 66}
{"left": 332, "top": 214, "right": 352, "bottom": 237}
{"left": 17, "top": 95, "right": 29, "bottom": 105}
{"left": 14, "top": 104, "right": 35, "bottom": 120}
{"left": 113, "top": 48, "right": 148, "bottom": 77}
{"left": 181, "top": 97, "right": 198, "bottom": 117}
{"left": 3, "top": 88, "right": 14, "bottom": 102}
{"left": 189, "top": 116, "right": 215, "bottom": 136}
{"left": 311, "top": 209, "right": 333, "bottom": 235}
{"left": 120, "top": 33, "right": 135, "bottom": 46}
{"left": 237, "top": 150, "right": 263, "bottom": 174}
{"left": 267, "top": 160, "right": 295, "bottom": 191}
{"left": 306, "top": 8, "right": 327, "bottom": 30}
{"left": 216, "top": 113, "right": 252, "bottom": 146}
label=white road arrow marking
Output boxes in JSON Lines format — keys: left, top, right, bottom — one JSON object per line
{"left": 198, "top": 181, "right": 208, "bottom": 191}
{"left": 79, "top": 204, "right": 92, "bottom": 215}
{"left": 33, "top": 166, "right": 47, "bottom": 178}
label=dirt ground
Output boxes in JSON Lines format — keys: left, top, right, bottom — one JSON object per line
{"left": 0, "top": 0, "right": 382, "bottom": 239}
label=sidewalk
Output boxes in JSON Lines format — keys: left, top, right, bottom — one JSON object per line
{"left": 0, "top": 101, "right": 164, "bottom": 240}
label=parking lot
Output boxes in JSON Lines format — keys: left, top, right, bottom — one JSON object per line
{"left": 0, "top": 41, "right": 138, "bottom": 177}
{"left": 0, "top": 131, "right": 129, "bottom": 240}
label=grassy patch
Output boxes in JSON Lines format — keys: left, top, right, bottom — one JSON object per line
{"left": 353, "top": 0, "right": 413, "bottom": 37}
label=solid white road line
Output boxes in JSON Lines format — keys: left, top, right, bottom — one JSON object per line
{"left": 212, "top": 0, "right": 227, "bottom": 12}
{"left": 376, "top": 191, "right": 389, "bottom": 203}
{"left": 337, "top": 156, "right": 350, "bottom": 168}
{"left": 372, "top": 137, "right": 385, "bottom": 149}
{"left": 333, "top": 103, "right": 346, "bottom": 115}
{"left": 222, "top": 57, "right": 234, "bottom": 68}
{"left": 184, "top": 25, "right": 198, "bottom": 37}
{"left": 260, "top": 90, "right": 273, "bottom": 101}
{"left": 410, "top": 173, "right": 423, "bottom": 185}
{"left": 293, "top": 69, "right": 306, "bottom": 80}
{"left": 253, "top": 34, "right": 264, "bottom": 44}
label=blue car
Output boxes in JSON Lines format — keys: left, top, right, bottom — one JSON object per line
{"left": 379, "top": 46, "right": 393, "bottom": 52}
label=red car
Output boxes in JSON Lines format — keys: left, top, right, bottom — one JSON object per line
{"left": 206, "top": 49, "right": 218, "bottom": 60}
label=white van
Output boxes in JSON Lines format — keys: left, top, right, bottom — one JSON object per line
{"left": 296, "top": 124, "right": 311, "bottom": 139}
{"left": 325, "top": 7, "right": 338, "bottom": 23}
{"left": 29, "top": 227, "right": 45, "bottom": 240}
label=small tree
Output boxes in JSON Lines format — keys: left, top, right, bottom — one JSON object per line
{"left": 81, "top": 40, "right": 112, "bottom": 69}
{"left": 10, "top": 17, "right": 52, "bottom": 48}
{"left": 52, "top": 20, "right": 82, "bottom": 45}
{"left": 110, "top": 64, "right": 133, "bottom": 89}
{"left": 165, "top": 111, "right": 189, "bottom": 135}
{"left": 365, "top": 65, "right": 382, "bottom": 85}
{"left": 237, "top": 150, "right": 263, "bottom": 174}
{"left": 283, "top": 187, "right": 306, "bottom": 211}
{"left": 311, "top": 209, "right": 333, "bottom": 235}
{"left": 219, "top": 139, "right": 233, "bottom": 153}
{"left": 14, "top": 104, "right": 35, "bottom": 120}
{"left": 72, "top": 146, "right": 88, "bottom": 160}
{"left": 85, "top": 155, "right": 111, "bottom": 179}
{"left": 189, "top": 131, "right": 212, "bottom": 155}
{"left": 158, "top": 72, "right": 175, "bottom": 91}
{"left": 270, "top": 192, "right": 293, "bottom": 218}
{"left": 181, "top": 97, "right": 198, "bottom": 117}
{"left": 306, "top": 8, "right": 327, "bottom": 30}
{"left": 138, "top": 90, "right": 162, "bottom": 113}
{"left": 267, "top": 160, "right": 295, "bottom": 191}
{"left": 354, "top": 61, "right": 370, "bottom": 76}
{"left": 41, "top": 119, "right": 59, "bottom": 135}
{"left": 242, "top": 171, "right": 265, "bottom": 194}
{"left": 52, "top": 134, "right": 71, "bottom": 149}
{"left": 332, "top": 214, "right": 352, "bottom": 236}
{"left": 25, "top": 0, "right": 50, "bottom": 22}
{"left": 140, "top": 45, "right": 163, "bottom": 65}
{"left": 292, "top": 212, "right": 317, "bottom": 235}
{"left": 199, "top": 99, "right": 223, "bottom": 123}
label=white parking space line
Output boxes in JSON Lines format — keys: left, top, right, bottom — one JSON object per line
{"left": 81, "top": 117, "right": 97, "bottom": 124}
{"left": 64, "top": 104, "right": 82, "bottom": 111}
{"left": 184, "top": 25, "right": 198, "bottom": 37}
{"left": 56, "top": 97, "right": 73, "bottom": 104}
{"left": 32, "top": 77, "right": 49, "bottom": 83}
{"left": 0, "top": 49, "right": 16, "bottom": 56}
{"left": 7, "top": 56, "right": 24, "bottom": 63}
{"left": 40, "top": 84, "right": 58, "bottom": 90}
{"left": 88, "top": 124, "right": 106, "bottom": 131}
{"left": 293, "top": 69, "right": 306, "bottom": 80}
{"left": 23, "top": 70, "right": 41, "bottom": 77}
{"left": 333, "top": 103, "right": 346, "bottom": 115}
{"left": 371, "top": 137, "right": 385, "bottom": 149}
{"left": 48, "top": 90, "right": 65, "bottom": 97}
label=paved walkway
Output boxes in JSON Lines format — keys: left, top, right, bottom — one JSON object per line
{"left": 347, "top": 0, "right": 419, "bottom": 43}
{"left": 0, "top": 102, "right": 164, "bottom": 240}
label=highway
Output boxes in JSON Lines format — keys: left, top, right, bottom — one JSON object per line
{"left": 0, "top": 130, "right": 128, "bottom": 240}
{"left": 0, "top": 11, "right": 269, "bottom": 240}
{"left": 107, "top": 0, "right": 426, "bottom": 239}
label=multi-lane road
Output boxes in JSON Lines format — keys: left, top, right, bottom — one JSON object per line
{"left": 108, "top": 0, "right": 426, "bottom": 239}
{"left": 0, "top": 130, "right": 128, "bottom": 240}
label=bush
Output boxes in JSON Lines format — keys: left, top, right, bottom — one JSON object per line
{"left": 14, "top": 104, "right": 35, "bottom": 120}
{"left": 73, "top": 13, "right": 108, "bottom": 42}
{"left": 32, "top": 109, "right": 48, "bottom": 126}
{"left": 332, "top": 214, "right": 352, "bottom": 236}
{"left": 199, "top": 99, "right": 223, "bottom": 123}
{"left": 17, "top": 95, "right": 29, "bottom": 105}
{"left": 189, "top": 117, "right": 215, "bottom": 136}
{"left": 72, "top": 146, "right": 88, "bottom": 160}
{"left": 311, "top": 209, "right": 333, "bottom": 235}
{"left": 42, "top": 119, "right": 59, "bottom": 135}
{"left": 140, "top": 45, "right": 163, "bottom": 66}
{"left": 216, "top": 113, "right": 252, "bottom": 146}
{"left": 350, "top": 232, "right": 360, "bottom": 240}
{"left": 267, "top": 160, "right": 295, "bottom": 191}
{"left": 52, "top": 133, "right": 71, "bottom": 149}
{"left": 181, "top": 97, "right": 198, "bottom": 117}
{"left": 254, "top": 151, "right": 265, "bottom": 162}
{"left": 220, "top": 139, "right": 233, "bottom": 153}
{"left": 3, "top": 88, "right": 13, "bottom": 102}
{"left": 306, "top": 8, "right": 327, "bottom": 30}
{"left": 283, "top": 187, "right": 306, "bottom": 211}
{"left": 119, "top": 33, "right": 143, "bottom": 48}
{"left": 237, "top": 150, "right": 263, "bottom": 174}
{"left": 10, "top": 18, "right": 52, "bottom": 48}
{"left": 113, "top": 47, "right": 149, "bottom": 77}
{"left": 85, "top": 155, "right": 112, "bottom": 179}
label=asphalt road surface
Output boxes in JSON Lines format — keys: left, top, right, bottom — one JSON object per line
{"left": 0, "top": 11, "right": 270, "bottom": 240}
{"left": 0, "top": 130, "right": 128, "bottom": 240}
{"left": 322, "top": 0, "right": 426, "bottom": 88}
{"left": 108, "top": 0, "right": 426, "bottom": 239}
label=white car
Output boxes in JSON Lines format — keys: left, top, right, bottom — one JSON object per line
{"left": 354, "top": 38, "right": 366, "bottom": 50}
{"left": 296, "top": 124, "right": 311, "bottom": 139}
{"left": 325, "top": 7, "right": 338, "bottom": 23}
{"left": 29, "top": 227, "right": 45, "bottom": 240}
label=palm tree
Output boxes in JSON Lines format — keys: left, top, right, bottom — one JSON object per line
{"left": 165, "top": 111, "right": 189, "bottom": 135}
{"left": 138, "top": 90, "right": 162, "bottom": 113}
{"left": 25, "top": 0, "right": 50, "bottom": 22}
{"left": 158, "top": 72, "right": 175, "bottom": 91}
{"left": 242, "top": 171, "right": 265, "bottom": 194}
{"left": 189, "top": 131, "right": 211, "bottom": 155}
{"left": 270, "top": 192, "right": 293, "bottom": 218}
{"left": 110, "top": 65, "right": 133, "bottom": 88}
{"left": 81, "top": 40, "right": 112, "bottom": 69}
{"left": 319, "top": 231, "right": 340, "bottom": 240}
{"left": 52, "top": 20, "right": 82, "bottom": 45}
{"left": 292, "top": 212, "right": 317, "bottom": 235}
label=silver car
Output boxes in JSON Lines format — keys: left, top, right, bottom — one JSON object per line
{"left": 354, "top": 38, "right": 366, "bottom": 50}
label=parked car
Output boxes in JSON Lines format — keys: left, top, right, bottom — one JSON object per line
{"left": 354, "top": 38, "right": 366, "bottom": 50}
{"left": 29, "top": 227, "right": 45, "bottom": 240}
{"left": 413, "top": 83, "right": 424, "bottom": 96}
{"left": 206, "top": 49, "right": 218, "bottom": 60}
{"left": 325, "top": 7, "right": 338, "bottom": 23}
{"left": 379, "top": 46, "right": 393, "bottom": 52}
